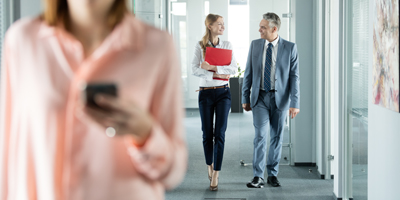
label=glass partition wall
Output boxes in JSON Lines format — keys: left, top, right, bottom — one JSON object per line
{"left": 346, "top": 0, "right": 369, "bottom": 199}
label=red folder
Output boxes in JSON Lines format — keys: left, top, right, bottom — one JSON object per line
{"left": 204, "top": 47, "right": 232, "bottom": 81}
{"left": 205, "top": 47, "right": 232, "bottom": 66}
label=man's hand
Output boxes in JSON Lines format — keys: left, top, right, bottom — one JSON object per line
{"left": 289, "top": 108, "right": 300, "bottom": 119}
{"left": 242, "top": 103, "right": 251, "bottom": 111}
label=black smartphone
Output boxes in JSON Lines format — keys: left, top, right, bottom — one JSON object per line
{"left": 84, "top": 83, "right": 118, "bottom": 110}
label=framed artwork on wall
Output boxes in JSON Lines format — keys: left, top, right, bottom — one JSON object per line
{"left": 372, "top": 0, "right": 400, "bottom": 112}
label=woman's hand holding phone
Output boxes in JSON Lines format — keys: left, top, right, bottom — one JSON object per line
{"left": 82, "top": 84, "right": 152, "bottom": 146}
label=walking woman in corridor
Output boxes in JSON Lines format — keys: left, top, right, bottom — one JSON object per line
{"left": 191, "top": 13, "right": 238, "bottom": 191}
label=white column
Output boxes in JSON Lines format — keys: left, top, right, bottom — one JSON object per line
{"left": 186, "top": 0, "right": 204, "bottom": 103}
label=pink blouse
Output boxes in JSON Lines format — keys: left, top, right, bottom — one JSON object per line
{"left": 0, "top": 14, "right": 187, "bottom": 200}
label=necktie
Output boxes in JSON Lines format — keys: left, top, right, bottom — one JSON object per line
{"left": 264, "top": 43, "right": 273, "bottom": 91}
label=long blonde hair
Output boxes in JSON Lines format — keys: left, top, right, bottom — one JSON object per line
{"left": 201, "top": 14, "right": 222, "bottom": 57}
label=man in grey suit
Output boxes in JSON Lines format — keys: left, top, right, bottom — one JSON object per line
{"left": 242, "top": 13, "right": 300, "bottom": 188}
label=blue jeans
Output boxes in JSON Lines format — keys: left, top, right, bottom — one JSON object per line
{"left": 252, "top": 90, "right": 287, "bottom": 177}
{"left": 198, "top": 85, "right": 231, "bottom": 171}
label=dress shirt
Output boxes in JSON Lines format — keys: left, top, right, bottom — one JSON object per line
{"left": 261, "top": 36, "right": 280, "bottom": 90}
{"left": 191, "top": 39, "right": 238, "bottom": 87}
{"left": 0, "top": 15, "right": 187, "bottom": 200}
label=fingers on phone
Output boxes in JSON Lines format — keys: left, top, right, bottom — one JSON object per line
{"left": 94, "top": 94, "right": 121, "bottom": 111}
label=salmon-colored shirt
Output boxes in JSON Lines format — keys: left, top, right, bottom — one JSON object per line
{"left": 0, "top": 14, "right": 187, "bottom": 200}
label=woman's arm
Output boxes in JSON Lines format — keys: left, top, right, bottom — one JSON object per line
{"left": 83, "top": 34, "right": 187, "bottom": 189}
{"left": 242, "top": 40, "right": 254, "bottom": 105}
{"left": 0, "top": 35, "right": 13, "bottom": 200}
{"left": 289, "top": 43, "right": 300, "bottom": 109}
{"left": 124, "top": 35, "right": 187, "bottom": 189}
{"left": 191, "top": 42, "right": 214, "bottom": 81}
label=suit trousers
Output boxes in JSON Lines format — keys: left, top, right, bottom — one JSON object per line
{"left": 252, "top": 90, "right": 287, "bottom": 177}
{"left": 198, "top": 86, "right": 231, "bottom": 171}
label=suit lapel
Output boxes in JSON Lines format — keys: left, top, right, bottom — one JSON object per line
{"left": 275, "top": 38, "right": 285, "bottom": 77}
{"left": 253, "top": 39, "right": 264, "bottom": 87}
{"left": 276, "top": 38, "right": 285, "bottom": 66}
{"left": 258, "top": 39, "right": 265, "bottom": 72}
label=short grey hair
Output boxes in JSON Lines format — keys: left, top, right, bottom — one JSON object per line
{"left": 263, "top": 13, "right": 281, "bottom": 31}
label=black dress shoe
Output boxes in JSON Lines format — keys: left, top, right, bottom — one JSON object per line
{"left": 246, "top": 177, "right": 265, "bottom": 188}
{"left": 267, "top": 176, "right": 281, "bottom": 187}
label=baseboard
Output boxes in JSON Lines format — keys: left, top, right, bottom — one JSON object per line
{"left": 294, "top": 162, "right": 316, "bottom": 166}
{"left": 315, "top": 165, "right": 333, "bottom": 179}
{"left": 185, "top": 108, "right": 199, "bottom": 111}
{"left": 333, "top": 192, "right": 343, "bottom": 200}
{"left": 315, "top": 166, "right": 324, "bottom": 179}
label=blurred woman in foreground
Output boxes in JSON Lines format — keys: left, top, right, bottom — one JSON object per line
{"left": 0, "top": 0, "right": 187, "bottom": 199}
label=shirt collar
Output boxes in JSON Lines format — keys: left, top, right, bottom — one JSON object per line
{"left": 208, "top": 38, "right": 223, "bottom": 47}
{"left": 38, "top": 14, "right": 143, "bottom": 52}
{"left": 265, "top": 35, "right": 280, "bottom": 47}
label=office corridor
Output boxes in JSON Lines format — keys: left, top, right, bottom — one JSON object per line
{"left": 166, "top": 110, "right": 333, "bottom": 200}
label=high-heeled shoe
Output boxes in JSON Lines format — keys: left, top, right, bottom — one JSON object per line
{"left": 209, "top": 178, "right": 218, "bottom": 191}
{"left": 210, "top": 171, "right": 219, "bottom": 191}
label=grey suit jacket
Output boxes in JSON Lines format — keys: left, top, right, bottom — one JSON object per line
{"left": 241, "top": 37, "right": 300, "bottom": 110}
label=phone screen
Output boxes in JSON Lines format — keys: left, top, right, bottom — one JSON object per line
{"left": 84, "top": 83, "right": 117, "bottom": 110}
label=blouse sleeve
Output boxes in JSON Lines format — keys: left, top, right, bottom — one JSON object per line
{"left": 0, "top": 34, "right": 13, "bottom": 200}
{"left": 191, "top": 42, "right": 213, "bottom": 81}
{"left": 124, "top": 35, "right": 187, "bottom": 189}
{"left": 215, "top": 41, "right": 238, "bottom": 75}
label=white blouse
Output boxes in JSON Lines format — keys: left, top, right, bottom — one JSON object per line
{"left": 191, "top": 39, "right": 238, "bottom": 87}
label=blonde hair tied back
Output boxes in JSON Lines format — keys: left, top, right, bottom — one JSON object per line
{"left": 201, "top": 14, "right": 222, "bottom": 57}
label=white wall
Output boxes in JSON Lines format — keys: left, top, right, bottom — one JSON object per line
{"left": 20, "top": 0, "right": 42, "bottom": 18}
{"left": 292, "top": 0, "right": 315, "bottom": 163}
{"left": 249, "top": 0, "right": 290, "bottom": 43}
{"left": 368, "top": 0, "right": 400, "bottom": 199}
